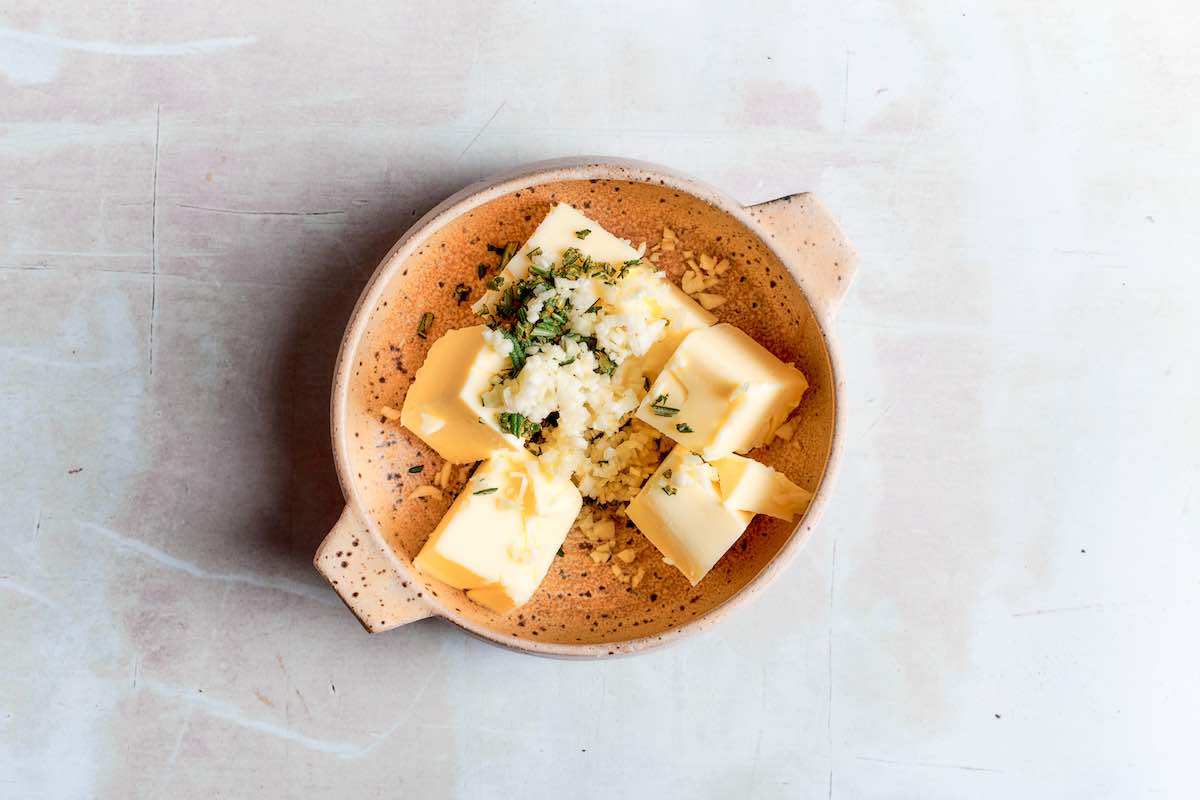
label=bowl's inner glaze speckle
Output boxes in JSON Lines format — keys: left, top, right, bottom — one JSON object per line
{"left": 342, "top": 178, "right": 835, "bottom": 646}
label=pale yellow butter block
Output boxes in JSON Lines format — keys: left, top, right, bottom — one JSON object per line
{"left": 619, "top": 281, "right": 716, "bottom": 386}
{"left": 473, "top": 203, "right": 641, "bottom": 314}
{"left": 713, "top": 454, "right": 813, "bottom": 521}
{"left": 400, "top": 325, "right": 519, "bottom": 463}
{"left": 413, "top": 451, "right": 582, "bottom": 614}
{"left": 635, "top": 324, "right": 808, "bottom": 461}
{"left": 626, "top": 445, "right": 753, "bottom": 586}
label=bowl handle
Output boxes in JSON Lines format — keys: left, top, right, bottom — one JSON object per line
{"left": 313, "top": 506, "right": 434, "bottom": 633}
{"left": 745, "top": 193, "right": 857, "bottom": 318}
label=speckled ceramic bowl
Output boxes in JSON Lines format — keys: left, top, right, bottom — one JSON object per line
{"left": 314, "top": 158, "right": 856, "bottom": 657}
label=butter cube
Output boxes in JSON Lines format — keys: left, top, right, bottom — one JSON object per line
{"left": 713, "top": 454, "right": 812, "bottom": 522}
{"left": 635, "top": 324, "right": 807, "bottom": 461}
{"left": 400, "top": 325, "right": 520, "bottom": 463}
{"left": 473, "top": 203, "right": 641, "bottom": 314}
{"left": 619, "top": 281, "right": 716, "bottom": 385}
{"left": 414, "top": 451, "right": 582, "bottom": 614}
{"left": 626, "top": 445, "right": 753, "bottom": 586}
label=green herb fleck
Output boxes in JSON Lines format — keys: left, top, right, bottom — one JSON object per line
{"left": 500, "top": 242, "right": 518, "bottom": 269}
{"left": 531, "top": 318, "right": 563, "bottom": 339}
{"left": 661, "top": 485, "right": 678, "bottom": 496}
{"left": 473, "top": 487, "right": 498, "bottom": 495}
{"left": 650, "top": 393, "right": 680, "bottom": 416}
{"left": 663, "top": 469, "right": 672, "bottom": 480}
{"left": 477, "top": 263, "right": 489, "bottom": 279}
{"left": 527, "top": 246, "right": 543, "bottom": 259}
{"left": 584, "top": 298, "right": 602, "bottom": 314}
{"left": 502, "top": 330, "right": 525, "bottom": 374}
{"left": 594, "top": 350, "right": 618, "bottom": 376}
{"left": 453, "top": 283, "right": 471, "bottom": 304}
{"left": 676, "top": 423, "right": 694, "bottom": 433}
{"left": 558, "top": 355, "right": 576, "bottom": 367}
{"left": 408, "top": 465, "right": 424, "bottom": 473}
{"left": 556, "top": 546, "right": 565, "bottom": 557}
{"left": 575, "top": 229, "right": 592, "bottom": 239}
{"left": 416, "top": 311, "right": 434, "bottom": 339}
{"left": 499, "top": 411, "right": 541, "bottom": 440}
{"left": 486, "top": 275, "right": 506, "bottom": 291}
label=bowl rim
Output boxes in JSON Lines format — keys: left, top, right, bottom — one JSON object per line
{"left": 329, "top": 157, "right": 846, "bottom": 657}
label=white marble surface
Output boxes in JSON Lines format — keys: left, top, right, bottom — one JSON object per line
{"left": 2, "top": 2, "right": 1197, "bottom": 798}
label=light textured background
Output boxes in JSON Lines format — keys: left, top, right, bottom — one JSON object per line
{"left": 2, "top": 2, "right": 1197, "bottom": 798}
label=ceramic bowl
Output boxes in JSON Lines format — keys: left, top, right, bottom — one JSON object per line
{"left": 314, "top": 158, "right": 856, "bottom": 657}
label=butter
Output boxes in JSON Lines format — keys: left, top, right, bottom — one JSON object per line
{"left": 619, "top": 280, "right": 716, "bottom": 386}
{"left": 473, "top": 202, "right": 642, "bottom": 314}
{"left": 400, "top": 325, "right": 520, "bottom": 463}
{"left": 713, "top": 454, "right": 812, "bottom": 521}
{"left": 635, "top": 324, "right": 807, "bottom": 461}
{"left": 414, "top": 450, "right": 582, "bottom": 613}
{"left": 625, "top": 444, "right": 753, "bottom": 585}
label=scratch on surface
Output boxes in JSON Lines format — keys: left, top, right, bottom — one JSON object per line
{"left": 145, "top": 680, "right": 367, "bottom": 757}
{"left": 459, "top": 100, "right": 505, "bottom": 159}
{"left": 0, "top": 577, "right": 58, "bottom": 609}
{"left": 81, "top": 521, "right": 339, "bottom": 607}
{"left": 176, "top": 203, "right": 344, "bottom": 218}
{"left": 749, "top": 664, "right": 766, "bottom": 793}
{"left": 884, "top": 92, "right": 924, "bottom": 207}
{"left": 154, "top": 707, "right": 194, "bottom": 796}
{"left": 841, "top": 50, "right": 852, "bottom": 132}
{"left": 826, "top": 541, "right": 838, "bottom": 799}
{"left": 0, "top": 28, "right": 256, "bottom": 56}
{"left": 855, "top": 755, "right": 1003, "bottom": 774}
{"left": 294, "top": 688, "right": 311, "bottom": 718}
{"left": 1011, "top": 603, "right": 1104, "bottom": 618}
{"left": 145, "top": 665, "right": 436, "bottom": 759}
{"left": 149, "top": 104, "right": 160, "bottom": 377}
{"left": 865, "top": 401, "right": 895, "bottom": 434}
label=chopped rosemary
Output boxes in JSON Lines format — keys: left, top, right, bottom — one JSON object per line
{"left": 584, "top": 298, "right": 602, "bottom": 314}
{"left": 500, "top": 242, "right": 518, "bottom": 269}
{"left": 408, "top": 465, "right": 424, "bottom": 473}
{"left": 501, "top": 330, "right": 525, "bottom": 374}
{"left": 499, "top": 411, "right": 541, "bottom": 439}
{"left": 527, "top": 246, "right": 543, "bottom": 258}
{"left": 650, "top": 393, "right": 680, "bottom": 416}
{"left": 556, "top": 546, "right": 565, "bottom": 557}
{"left": 575, "top": 229, "right": 591, "bottom": 239}
{"left": 486, "top": 274, "right": 506, "bottom": 290}
{"left": 558, "top": 355, "right": 576, "bottom": 366}
{"left": 594, "top": 350, "right": 617, "bottom": 376}
{"left": 477, "top": 263, "right": 488, "bottom": 279}
{"left": 473, "top": 487, "right": 498, "bottom": 495}
{"left": 676, "top": 423, "right": 694, "bottom": 433}
{"left": 531, "top": 318, "right": 563, "bottom": 339}
{"left": 453, "top": 283, "right": 471, "bottom": 304}
{"left": 416, "top": 311, "right": 434, "bottom": 339}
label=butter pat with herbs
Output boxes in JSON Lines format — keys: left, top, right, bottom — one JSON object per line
{"left": 618, "top": 281, "right": 716, "bottom": 385}
{"left": 473, "top": 203, "right": 642, "bottom": 314}
{"left": 413, "top": 450, "right": 582, "bottom": 614}
{"left": 713, "top": 454, "right": 812, "bottom": 521}
{"left": 626, "top": 444, "right": 753, "bottom": 585}
{"left": 636, "top": 324, "right": 808, "bottom": 461}
{"left": 400, "top": 325, "right": 520, "bottom": 463}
